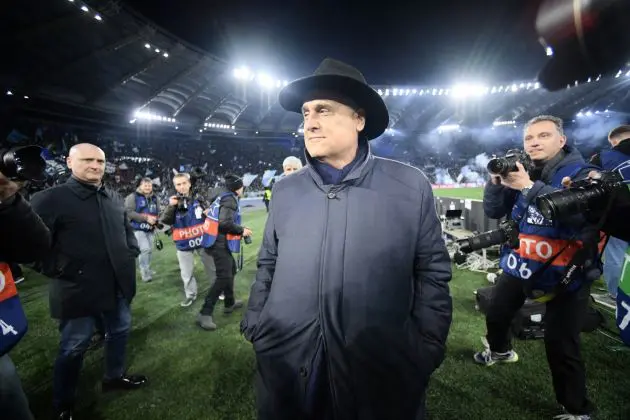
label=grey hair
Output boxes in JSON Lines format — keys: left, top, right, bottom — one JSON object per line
{"left": 282, "top": 156, "right": 303, "bottom": 169}
{"left": 524, "top": 115, "right": 565, "bottom": 137}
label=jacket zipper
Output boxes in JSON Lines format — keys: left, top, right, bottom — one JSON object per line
{"left": 317, "top": 186, "right": 339, "bottom": 417}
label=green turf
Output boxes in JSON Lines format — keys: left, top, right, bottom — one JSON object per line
{"left": 12, "top": 208, "right": 630, "bottom": 419}
{"left": 432, "top": 187, "right": 484, "bottom": 200}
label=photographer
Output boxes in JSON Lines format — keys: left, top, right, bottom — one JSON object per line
{"left": 196, "top": 174, "right": 251, "bottom": 331}
{"left": 589, "top": 125, "right": 630, "bottom": 300}
{"left": 160, "top": 172, "right": 215, "bottom": 307}
{"left": 124, "top": 178, "right": 160, "bottom": 283}
{"left": 0, "top": 170, "right": 51, "bottom": 420}
{"left": 475, "top": 115, "right": 597, "bottom": 418}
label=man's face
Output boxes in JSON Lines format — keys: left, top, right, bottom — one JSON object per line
{"left": 302, "top": 99, "right": 365, "bottom": 160}
{"left": 140, "top": 181, "right": 153, "bottom": 195}
{"left": 283, "top": 164, "right": 300, "bottom": 176}
{"left": 524, "top": 121, "right": 566, "bottom": 162}
{"left": 173, "top": 177, "right": 191, "bottom": 195}
{"left": 67, "top": 146, "right": 106, "bottom": 184}
{"left": 235, "top": 186, "right": 244, "bottom": 197}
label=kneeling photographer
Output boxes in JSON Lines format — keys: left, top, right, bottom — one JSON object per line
{"left": 475, "top": 115, "right": 598, "bottom": 419}
{"left": 195, "top": 174, "right": 252, "bottom": 331}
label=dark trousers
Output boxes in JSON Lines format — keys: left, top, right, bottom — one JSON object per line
{"left": 53, "top": 295, "right": 131, "bottom": 410}
{"left": 485, "top": 273, "right": 594, "bottom": 415}
{"left": 9, "top": 263, "right": 23, "bottom": 279}
{"left": 200, "top": 245, "right": 236, "bottom": 316}
{"left": 0, "top": 354, "right": 34, "bottom": 420}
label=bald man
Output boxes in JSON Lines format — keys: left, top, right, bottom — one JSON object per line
{"left": 31, "top": 143, "right": 147, "bottom": 419}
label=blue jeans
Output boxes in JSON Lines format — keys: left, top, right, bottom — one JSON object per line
{"left": 52, "top": 295, "right": 131, "bottom": 410}
{"left": 0, "top": 354, "right": 33, "bottom": 420}
{"left": 604, "top": 236, "right": 629, "bottom": 297}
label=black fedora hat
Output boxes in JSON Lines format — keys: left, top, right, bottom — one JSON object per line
{"left": 279, "top": 58, "right": 389, "bottom": 140}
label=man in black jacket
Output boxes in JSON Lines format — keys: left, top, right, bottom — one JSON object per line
{"left": 31, "top": 143, "right": 147, "bottom": 420}
{"left": 0, "top": 170, "right": 51, "bottom": 420}
{"left": 197, "top": 174, "right": 252, "bottom": 331}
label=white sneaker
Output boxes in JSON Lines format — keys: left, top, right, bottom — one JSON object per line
{"left": 473, "top": 337, "right": 519, "bottom": 366}
{"left": 180, "top": 297, "right": 196, "bottom": 307}
{"left": 553, "top": 414, "right": 591, "bottom": 420}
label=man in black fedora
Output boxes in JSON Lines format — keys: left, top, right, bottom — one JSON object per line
{"left": 241, "top": 58, "right": 453, "bottom": 420}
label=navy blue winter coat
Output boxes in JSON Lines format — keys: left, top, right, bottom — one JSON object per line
{"left": 242, "top": 143, "right": 453, "bottom": 420}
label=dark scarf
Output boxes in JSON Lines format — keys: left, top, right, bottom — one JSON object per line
{"left": 311, "top": 141, "right": 368, "bottom": 185}
{"left": 530, "top": 149, "right": 566, "bottom": 183}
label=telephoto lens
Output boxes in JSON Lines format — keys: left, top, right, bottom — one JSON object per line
{"left": 0, "top": 145, "right": 47, "bottom": 182}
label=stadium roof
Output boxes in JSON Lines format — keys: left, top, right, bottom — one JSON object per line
{"left": 2, "top": 0, "right": 630, "bottom": 141}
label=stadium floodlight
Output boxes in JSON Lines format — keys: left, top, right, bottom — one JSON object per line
{"left": 80, "top": 5, "right": 89, "bottom": 12}
{"left": 233, "top": 66, "right": 253, "bottom": 81}
{"left": 23, "top": 95, "right": 29, "bottom": 99}
{"left": 450, "top": 83, "right": 489, "bottom": 99}
{"left": 256, "top": 73, "right": 274, "bottom": 89}
{"left": 493, "top": 120, "right": 515, "bottom": 127}
{"left": 155, "top": 48, "right": 160, "bottom": 53}
{"left": 546, "top": 47, "right": 554, "bottom": 56}
{"left": 94, "top": 14, "right": 102, "bottom": 21}
{"left": 163, "top": 52, "right": 169, "bottom": 58}
{"left": 6, "top": 90, "right": 13, "bottom": 96}
{"left": 437, "top": 124, "right": 460, "bottom": 133}
{"left": 144, "top": 43, "right": 151, "bottom": 49}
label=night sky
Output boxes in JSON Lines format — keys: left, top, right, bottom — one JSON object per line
{"left": 125, "top": 0, "right": 546, "bottom": 85}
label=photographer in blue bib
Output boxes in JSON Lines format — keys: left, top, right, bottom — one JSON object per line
{"left": 160, "top": 173, "right": 215, "bottom": 307}
{"left": 474, "top": 115, "right": 601, "bottom": 419}
{"left": 124, "top": 178, "right": 161, "bottom": 283}
{"left": 196, "top": 174, "right": 252, "bottom": 331}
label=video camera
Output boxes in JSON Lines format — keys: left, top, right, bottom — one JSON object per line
{"left": 457, "top": 219, "right": 520, "bottom": 254}
{"left": 487, "top": 149, "right": 535, "bottom": 177}
{"left": 0, "top": 145, "right": 47, "bottom": 183}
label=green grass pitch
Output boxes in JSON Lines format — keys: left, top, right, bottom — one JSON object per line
{"left": 11, "top": 200, "right": 630, "bottom": 419}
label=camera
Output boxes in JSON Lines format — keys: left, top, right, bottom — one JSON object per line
{"left": 457, "top": 219, "right": 520, "bottom": 254}
{"left": 0, "top": 145, "right": 47, "bottom": 182}
{"left": 243, "top": 236, "right": 252, "bottom": 245}
{"left": 175, "top": 193, "right": 190, "bottom": 213}
{"left": 487, "top": 149, "right": 535, "bottom": 177}
{"left": 536, "top": 170, "right": 626, "bottom": 221}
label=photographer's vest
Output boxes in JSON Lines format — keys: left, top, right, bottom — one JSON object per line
{"left": 171, "top": 199, "right": 205, "bottom": 251}
{"left": 599, "top": 149, "right": 630, "bottom": 172}
{"left": 264, "top": 189, "right": 272, "bottom": 201}
{"left": 617, "top": 248, "right": 630, "bottom": 346}
{"left": 0, "top": 263, "right": 28, "bottom": 356}
{"left": 500, "top": 162, "right": 600, "bottom": 293}
{"left": 130, "top": 193, "right": 159, "bottom": 232}
{"left": 201, "top": 192, "right": 242, "bottom": 253}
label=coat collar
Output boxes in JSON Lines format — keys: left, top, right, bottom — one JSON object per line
{"left": 305, "top": 139, "right": 374, "bottom": 189}
{"left": 67, "top": 176, "right": 109, "bottom": 200}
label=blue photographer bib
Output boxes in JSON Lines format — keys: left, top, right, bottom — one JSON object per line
{"left": 0, "top": 263, "right": 28, "bottom": 356}
{"left": 201, "top": 192, "right": 242, "bottom": 253}
{"left": 130, "top": 194, "right": 159, "bottom": 232}
{"left": 171, "top": 200, "right": 205, "bottom": 251}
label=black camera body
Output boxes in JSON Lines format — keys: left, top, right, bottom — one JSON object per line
{"left": 457, "top": 219, "right": 520, "bottom": 254}
{"left": 487, "top": 149, "right": 535, "bottom": 177}
{"left": 243, "top": 236, "right": 252, "bottom": 245}
{"left": 0, "top": 145, "right": 48, "bottom": 182}
{"left": 536, "top": 170, "right": 626, "bottom": 221}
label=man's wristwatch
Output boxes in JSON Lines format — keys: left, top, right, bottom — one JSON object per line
{"left": 521, "top": 182, "right": 535, "bottom": 197}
